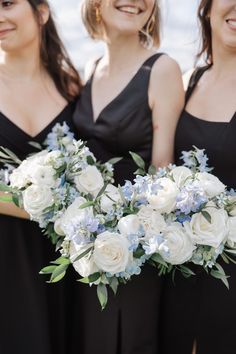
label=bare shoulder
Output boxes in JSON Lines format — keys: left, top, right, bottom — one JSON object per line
{"left": 151, "top": 54, "right": 182, "bottom": 83}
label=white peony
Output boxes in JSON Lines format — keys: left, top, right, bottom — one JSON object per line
{"left": 70, "top": 242, "right": 98, "bottom": 278}
{"left": 74, "top": 165, "right": 104, "bottom": 197}
{"left": 54, "top": 197, "right": 93, "bottom": 235}
{"left": 184, "top": 205, "right": 229, "bottom": 248}
{"left": 30, "top": 165, "right": 56, "bottom": 187}
{"left": 118, "top": 214, "right": 141, "bottom": 236}
{"left": 196, "top": 172, "right": 226, "bottom": 198}
{"left": 160, "top": 223, "right": 195, "bottom": 265}
{"left": 147, "top": 177, "right": 179, "bottom": 213}
{"left": 227, "top": 216, "right": 236, "bottom": 246}
{"left": 100, "top": 184, "right": 121, "bottom": 213}
{"left": 9, "top": 167, "right": 30, "bottom": 189}
{"left": 23, "top": 185, "right": 54, "bottom": 218}
{"left": 137, "top": 205, "right": 166, "bottom": 238}
{"left": 170, "top": 166, "right": 192, "bottom": 188}
{"left": 93, "top": 231, "right": 132, "bottom": 274}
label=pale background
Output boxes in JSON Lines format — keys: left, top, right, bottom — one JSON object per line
{"left": 49, "top": 0, "right": 201, "bottom": 73}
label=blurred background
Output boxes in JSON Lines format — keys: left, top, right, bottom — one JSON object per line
{"left": 50, "top": 0, "right": 200, "bottom": 73}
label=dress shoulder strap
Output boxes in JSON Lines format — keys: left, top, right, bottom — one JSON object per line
{"left": 185, "top": 65, "right": 211, "bottom": 104}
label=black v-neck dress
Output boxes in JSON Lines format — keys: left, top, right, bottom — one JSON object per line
{"left": 0, "top": 104, "right": 76, "bottom": 354}
{"left": 71, "top": 54, "right": 163, "bottom": 354}
{"left": 159, "top": 67, "right": 236, "bottom": 354}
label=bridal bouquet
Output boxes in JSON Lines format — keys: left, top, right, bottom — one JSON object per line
{"left": 1, "top": 123, "right": 236, "bottom": 309}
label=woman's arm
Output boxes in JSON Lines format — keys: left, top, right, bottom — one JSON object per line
{"left": 0, "top": 192, "right": 29, "bottom": 219}
{"left": 148, "top": 55, "right": 185, "bottom": 167}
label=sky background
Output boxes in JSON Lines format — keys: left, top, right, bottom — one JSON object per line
{"left": 50, "top": 0, "right": 200, "bottom": 73}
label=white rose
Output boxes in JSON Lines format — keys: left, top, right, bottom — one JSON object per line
{"left": 30, "top": 165, "right": 56, "bottom": 187}
{"left": 118, "top": 215, "right": 141, "bottom": 236}
{"left": 74, "top": 165, "right": 104, "bottom": 197}
{"left": 93, "top": 231, "right": 132, "bottom": 274}
{"left": 170, "top": 166, "right": 192, "bottom": 188}
{"left": 55, "top": 197, "right": 93, "bottom": 235}
{"left": 160, "top": 223, "right": 195, "bottom": 265}
{"left": 184, "top": 205, "right": 229, "bottom": 248}
{"left": 196, "top": 172, "right": 225, "bottom": 198}
{"left": 70, "top": 242, "right": 98, "bottom": 278}
{"left": 147, "top": 177, "right": 179, "bottom": 213}
{"left": 9, "top": 167, "right": 29, "bottom": 189}
{"left": 227, "top": 216, "right": 236, "bottom": 246}
{"left": 137, "top": 205, "right": 166, "bottom": 238}
{"left": 100, "top": 184, "right": 121, "bottom": 213}
{"left": 23, "top": 185, "right": 54, "bottom": 218}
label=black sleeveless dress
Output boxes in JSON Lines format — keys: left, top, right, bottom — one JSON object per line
{"left": 159, "top": 67, "right": 236, "bottom": 354}
{"left": 71, "top": 54, "right": 163, "bottom": 354}
{"left": 0, "top": 104, "right": 76, "bottom": 354}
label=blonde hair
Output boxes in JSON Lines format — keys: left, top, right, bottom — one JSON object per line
{"left": 81, "top": 0, "right": 161, "bottom": 48}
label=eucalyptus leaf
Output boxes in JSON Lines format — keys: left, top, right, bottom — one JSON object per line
{"left": 97, "top": 284, "right": 108, "bottom": 310}
{"left": 107, "top": 157, "right": 122, "bottom": 165}
{"left": 50, "top": 263, "right": 69, "bottom": 282}
{"left": 50, "top": 270, "right": 66, "bottom": 283}
{"left": 129, "top": 152, "right": 145, "bottom": 170}
{"left": 79, "top": 201, "right": 95, "bottom": 209}
{"left": 28, "top": 141, "right": 43, "bottom": 150}
{"left": 79, "top": 272, "right": 101, "bottom": 284}
{"left": 201, "top": 210, "right": 212, "bottom": 223}
{"left": 39, "top": 265, "right": 57, "bottom": 274}
{"left": 109, "top": 277, "right": 119, "bottom": 295}
{"left": 51, "top": 256, "right": 70, "bottom": 266}
{"left": 151, "top": 253, "right": 168, "bottom": 267}
{"left": 148, "top": 165, "right": 157, "bottom": 175}
{"left": 74, "top": 246, "right": 93, "bottom": 262}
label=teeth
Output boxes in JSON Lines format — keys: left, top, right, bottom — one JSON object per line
{"left": 227, "top": 20, "right": 236, "bottom": 27}
{"left": 118, "top": 6, "right": 140, "bottom": 14}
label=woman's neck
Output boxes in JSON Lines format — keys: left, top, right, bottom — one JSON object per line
{"left": 101, "top": 34, "right": 154, "bottom": 74}
{"left": 211, "top": 42, "right": 236, "bottom": 79}
{"left": 0, "top": 47, "right": 43, "bottom": 82}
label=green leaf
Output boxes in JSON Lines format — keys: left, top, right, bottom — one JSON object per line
{"left": 50, "top": 263, "right": 69, "bottom": 283}
{"left": 201, "top": 210, "right": 212, "bottom": 223}
{"left": 148, "top": 165, "right": 157, "bottom": 175}
{"left": 50, "top": 270, "right": 66, "bottom": 283}
{"left": 129, "top": 152, "right": 145, "bottom": 170}
{"left": 79, "top": 272, "right": 101, "bottom": 284}
{"left": 74, "top": 246, "right": 93, "bottom": 262}
{"left": 96, "top": 182, "right": 108, "bottom": 199}
{"left": 151, "top": 253, "right": 168, "bottom": 267}
{"left": 133, "top": 248, "right": 145, "bottom": 258}
{"left": 28, "top": 141, "right": 42, "bottom": 150}
{"left": 134, "top": 168, "right": 145, "bottom": 176}
{"left": 12, "top": 194, "right": 21, "bottom": 207}
{"left": 179, "top": 265, "right": 195, "bottom": 276}
{"left": 86, "top": 155, "right": 95, "bottom": 165}
{"left": 109, "top": 277, "right": 119, "bottom": 295}
{"left": 39, "top": 265, "right": 57, "bottom": 274}
{"left": 221, "top": 252, "right": 229, "bottom": 264}
{"left": 210, "top": 267, "right": 229, "bottom": 289}
{"left": 107, "top": 157, "right": 122, "bottom": 165}
{"left": 51, "top": 256, "right": 70, "bottom": 266}
{"left": 97, "top": 284, "right": 108, "bottom": 310}
{"left": 79, "top": 201, "right": 95, "bottom": 209}
{"left": 0, "top": 147, "right": 21, "bottom": 164}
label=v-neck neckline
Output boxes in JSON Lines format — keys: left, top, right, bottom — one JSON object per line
{"left": 0, "top": 104, "right": 70, "bottom": 140}
{"left": 89, "top": 53, "right": 161, "bottom": 124}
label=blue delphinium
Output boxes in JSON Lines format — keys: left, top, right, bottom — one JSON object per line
{"left": 45, "top": 122, "right": 74, "bottom": 151}
{"left": 176, "top": 181, "right": 207, "bottom": 214}
{"left": 143, "top": 233, "right": 165, "bottom": 255}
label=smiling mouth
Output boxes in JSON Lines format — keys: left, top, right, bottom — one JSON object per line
{"left": 116, "top": 5, "right": 142, "bottom": 15}
{"left": 226, "top": 19, "right": 236, "bottom": 28}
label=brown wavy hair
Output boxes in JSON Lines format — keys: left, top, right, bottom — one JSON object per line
{"left": 198, "top": 0, "right": 213, "bottom": 64}
{"left": 28, "top": 0, "right": 82, "bottom": 101}
{"left": 82, "top": 0, "right": 161, "bottom": 48}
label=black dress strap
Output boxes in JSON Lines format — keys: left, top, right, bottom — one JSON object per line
{"left": 185, "top": 65, "right": 211, "bottom": 104}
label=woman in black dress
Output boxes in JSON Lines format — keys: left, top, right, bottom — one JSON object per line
{"left": 160, "top": 1, "right": 236, "bottom": 353}
{"left": 71, "top": 0, "right": 184, "bottom": 353}
{"left": 0, "top": 1, "right": 81, "bottom": 353}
